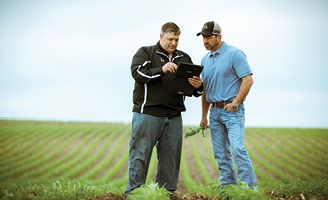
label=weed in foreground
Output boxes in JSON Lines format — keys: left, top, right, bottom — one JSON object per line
{"left": 0, "top": 179, "right": 121, "bottom": 200}
{"left": 192, "top": 182, "right": 269, "bottom": 200}
{"left": 127, "top": 182, "right": 171, "bottom": 200}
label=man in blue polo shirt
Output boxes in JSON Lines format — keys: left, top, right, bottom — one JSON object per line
{"left": 197, "top": 21, "right": 257, "bottom": 188}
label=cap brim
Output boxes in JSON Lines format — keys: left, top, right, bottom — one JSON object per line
{"left": 196, "top": 31, "right": 212, "bottom": 37}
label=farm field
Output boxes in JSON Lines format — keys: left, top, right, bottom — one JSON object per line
{"left": 0, "top": 120, "right": 328, "bottom": 200}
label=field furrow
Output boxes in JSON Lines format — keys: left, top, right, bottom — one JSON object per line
{"left": 1, "top": 120, "right": 328, "bottom": 200}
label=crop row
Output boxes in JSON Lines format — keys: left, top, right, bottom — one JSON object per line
{"left": 0, "top": 120, "right": 328, "bottom": 193}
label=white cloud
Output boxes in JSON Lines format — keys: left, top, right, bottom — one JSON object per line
{"left": 1, "top": 0, "right": 328, "bottom": 127}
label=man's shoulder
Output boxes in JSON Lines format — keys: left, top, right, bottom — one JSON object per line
{"left": 135, "top": 44, "right": 158, "bottom": 57}
{"left": 223, "top": 42, "right": 243, "bottom": 54}
{"left": 178, "top": 49, "right": 191, "bottom": 56}
{"left": 201, "top": 52, "right": 212, "bottom": 60}
{"left": 139, "top": 44, "right": 158, "bottom": 52}
{"left": 176, "top": 49, "right": 191, "bottom": 60}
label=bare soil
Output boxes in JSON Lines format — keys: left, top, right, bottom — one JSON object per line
{"left": 86, "top": 192, "right": 321, "bottom": 200}
{"left": 86, "top": 193, "right": 223, "bottom": 200}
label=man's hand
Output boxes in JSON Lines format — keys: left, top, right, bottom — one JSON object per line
{"left": 224, "top": 102, "right": 239, "bottom": 112}
{"left": 188, "top": 76, "right": 202, "bottom": 89}
{"left": 162, "top": 62, "right": 178, "bottom": 74}
{"left": 223, "top": 75, "right": 253, "bottom": 112}
{"left": 200, "top": 117, "right": 208, "bottom": 129}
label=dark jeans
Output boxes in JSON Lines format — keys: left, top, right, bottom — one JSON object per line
{"left": 125, "top": 112, "right": 183, "bottom": 194}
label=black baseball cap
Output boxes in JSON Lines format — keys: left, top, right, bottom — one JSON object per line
{"left": 197, "top": 21, "right": 222, "bottom": 36}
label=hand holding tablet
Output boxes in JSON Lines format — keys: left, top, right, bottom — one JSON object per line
{"left": 175, "top": 62, "right": 203, "bottom": 78}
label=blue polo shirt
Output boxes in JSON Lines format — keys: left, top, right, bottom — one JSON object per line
{"left": 201, "top": 41, "right": 252, "bottom": 103}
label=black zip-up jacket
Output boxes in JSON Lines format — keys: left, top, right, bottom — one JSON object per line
{"left": 131, "top": 42, "right": 203, "bottom": 117}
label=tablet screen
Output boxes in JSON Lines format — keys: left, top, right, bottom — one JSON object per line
{"left": 175, "top": 62, "right": 203, "bottom": 78}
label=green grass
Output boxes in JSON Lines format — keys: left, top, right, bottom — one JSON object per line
{"left": 261, "top": 179, "right": 328, "bottom": 200}
{"left": 1, "top": 120, "right": 328, "bottom": 199}
{"left": 0, "top": 179, "right": 122, "bottom": 200}
{"left": 127, "top": 182, "right": 171, "bottom": 200}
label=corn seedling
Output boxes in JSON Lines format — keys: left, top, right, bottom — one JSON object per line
{"left": 185, "top": 126, "right": 209, "bottom": 138}
{"left": 127, "top": 182, "right": 171, "bottom": 200}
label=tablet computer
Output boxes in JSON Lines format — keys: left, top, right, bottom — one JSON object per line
{"left": 175, "top": 62, "right": 203, "bottom": 78}
{"left": 164, "top": 62, "right": 203, "bottom": 96}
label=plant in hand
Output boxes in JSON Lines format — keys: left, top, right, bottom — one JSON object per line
{"left": 185, "top": 126, "right": 208, "bottom": 138}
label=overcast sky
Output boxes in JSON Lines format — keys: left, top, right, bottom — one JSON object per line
{"left": 1, "top": 0, "right": 328, "bottom": 127}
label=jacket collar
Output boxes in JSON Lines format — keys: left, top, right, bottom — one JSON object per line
{"left": 156, "top": 41, "right": 183, "bottom": 61}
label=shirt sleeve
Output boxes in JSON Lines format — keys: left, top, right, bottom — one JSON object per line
{"left": 131, "top": 47, "right": 163, "bottom": 84}
{"left": 232, "top": 50, "right": 253, "bottom": 78}
{"left": 200, "top": 56, "right": 205, "bottom": 80}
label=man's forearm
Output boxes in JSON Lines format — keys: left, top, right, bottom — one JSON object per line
{"left": 201, "top": 93, "right": 210, "bottom": 118}
{"left": 233, "top": 75, "right": 254, "bottom": 105}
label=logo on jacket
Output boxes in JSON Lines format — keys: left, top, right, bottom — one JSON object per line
{"left": 161, "top": 58, "right": 165, "bottom": 62}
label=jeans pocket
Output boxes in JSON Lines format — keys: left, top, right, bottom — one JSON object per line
{"left": 223, "top": 109, "right": 241, "bottom": 118}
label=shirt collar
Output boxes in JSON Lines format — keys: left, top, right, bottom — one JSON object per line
{"left": 208, "top": 41, "right": 227, "bottom": 57}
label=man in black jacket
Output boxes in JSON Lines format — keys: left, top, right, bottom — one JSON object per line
{"left": 125, "top": 22, "right": 202, "bottom": 196}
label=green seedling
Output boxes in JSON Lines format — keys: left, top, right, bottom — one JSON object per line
{"left": 185, "top": 126, "right": 209, "bottom": 138}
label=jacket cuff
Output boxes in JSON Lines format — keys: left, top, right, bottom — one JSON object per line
{"left": 193, "top": 84, "right": 203, "bottom": 97}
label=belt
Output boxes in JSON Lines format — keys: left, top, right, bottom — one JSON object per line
{"left": 211, "top": 101, "right": 232, "bottom": 108}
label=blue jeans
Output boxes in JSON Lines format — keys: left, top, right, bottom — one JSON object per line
{"left": 125, "top": 112, "right": 183, "bottom": 194}
{"left": 209, "top": 104, "right": 257, "bottom": 188}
